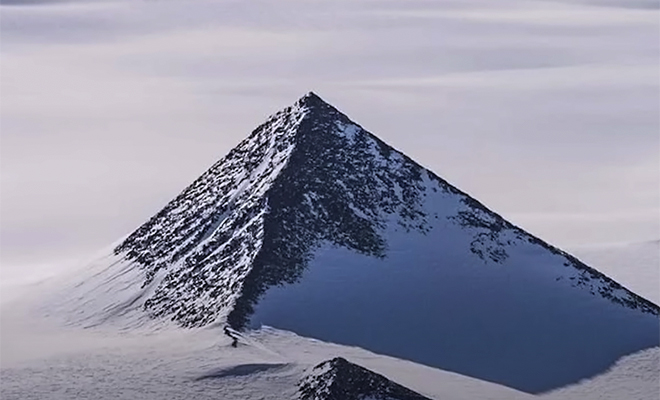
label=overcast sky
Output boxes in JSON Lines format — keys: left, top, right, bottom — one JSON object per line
{"left": 1, "top": 0, "right": 658, "bottom": 271}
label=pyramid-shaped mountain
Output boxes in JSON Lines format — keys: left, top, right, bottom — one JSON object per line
{"left": 299, "top": 357, "right": 432, "bottom": 400}
{"left": 68, "top": 92, "right": 658, "bottom": 393}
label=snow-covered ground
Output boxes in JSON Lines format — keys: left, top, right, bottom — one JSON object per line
{"left": 1, "top": 233, "right": 658, "bottom": 399}
{"left": 544, "top": 347, "right": 660, "bottom": 400}
{"left": 0, "top": 282, "right": 532, "bottom": 400}
{"left": 1, "top": 283, "right": 657, "bottom": 400}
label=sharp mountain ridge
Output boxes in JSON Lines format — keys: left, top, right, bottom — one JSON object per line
{"left": 58, "top": 92, "right": 659, "bottom": 393}
{"left": 110, "top": 92, "right": 657, "bottom": 329}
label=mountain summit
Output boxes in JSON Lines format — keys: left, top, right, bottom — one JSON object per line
{"left": 65, "top": 92, "right": 659, "bottom": 393}
{"left": 299, "top": 357, "right": 432, "bottom": 400}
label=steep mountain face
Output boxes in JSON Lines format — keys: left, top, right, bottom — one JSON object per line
{"left": 112, "top": 92, "right": 656, "bottom": 328}
{"left": 299, "top": 357, "right": 432, "bottom": 400}
{"left": 71, "top": 92, "right": 658, "bottom": 392}
{"left": 113, "top": 96, "right": 305, "bottom": 327}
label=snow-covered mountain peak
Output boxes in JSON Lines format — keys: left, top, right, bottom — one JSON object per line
{"left": 60, "top": 93, "right": 658, "bottom": 393}
{"left": 109, "top": 92, "right": 655, "bottom": 329}
{"left": 108, "top": 91, "right": 445, "bottom": 328}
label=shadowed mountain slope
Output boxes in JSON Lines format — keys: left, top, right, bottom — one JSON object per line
{"left": 63, "top": 92, "right": 658, "bottom": 393}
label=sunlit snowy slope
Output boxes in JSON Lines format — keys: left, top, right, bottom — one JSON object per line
{"left": 0, "top": 301, "right": 537, "bottom": 400}
{"left": 46, "top": 93, "right": 658, "bottom": 393}
{"left": 544, "top": 346, "right": 660, "bottom": 400}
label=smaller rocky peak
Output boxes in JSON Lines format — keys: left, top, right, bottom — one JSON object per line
{"left": 299, "top": 357, "right": 433, "bottom": 400}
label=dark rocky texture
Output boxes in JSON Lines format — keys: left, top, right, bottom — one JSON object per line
{"left": 112, "top": 92, "right": 658, "bottom": 329}
{"left": 299, "top": 357, "right": 432, "bottom": 400}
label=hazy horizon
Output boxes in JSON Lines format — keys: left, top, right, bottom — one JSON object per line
{"left": 1, "top": 0, "right": 658, "bottom": 271}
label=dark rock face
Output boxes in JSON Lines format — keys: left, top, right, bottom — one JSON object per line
{"left": 299, "top": 357, "right": 432, "bottom": 400}
{"left": 114, "top": 98, "right": 307, "bottom": 326}
{"left": 112, "top": 92, "right": 658, "bottom": 329}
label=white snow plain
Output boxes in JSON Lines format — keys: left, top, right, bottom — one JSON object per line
{"left": 1, "top": 276, "right": 657, "bottom": 400}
